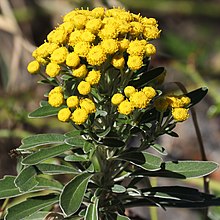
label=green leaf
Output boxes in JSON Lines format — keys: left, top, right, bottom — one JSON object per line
{"left": 65, "top": 154, "right": 89, "bottom": 162}
{"left": 65, "top": 137, "right": 86, "bottom": 148}
{"left": 151, "top": 144, "right": 167, "bottom": 155}
{"left": 130, "top": 67, "right": 166, "bottom": 88}
{"left": 163, "top": 161, "right": 218, "bottom": 178}
{"left": 60, "top": 173, "right": 93, "bottom": 217}
{"left": 22, "top": 144, "right": 73, "bottom": 165}
{"left": 15, "top": 166, "right": 38, "bottom": 192}
{"left": 5, "top": 194, "right": 59, "bottom": 220}
{"left": 85, "top": 197, "right": 99, "bottom": 220}
{"left": 22, "top": 211, "right": 49, "bottom": 220}
{"left": 187, "top": 87, "right": 208, "bottom": 108}
{"left": 101, "top": 137, "right": 125, "bottom": 148}
{"left": 35, "top": 176, "right": 63, "bottom": 191}
{"left": 133, "top": 161, "right": 219, "bottom": 179}
{"left": 36, "top": 163, "right": 78, "bottom": 175}
{"left": 28, "top": 105, "right": 65, "bottom": 118}
{"left": 18, "top": 133, "right": 65, "bottom": 150}
{"left": 64, "top": 130, "right": 81, "bottom": 138}
{"left": 112, "top": 184, "right": 126, "bottom": 193}
{"left": 0, "top": 176, "right": 22, "bottom": 199}
{"left": 118, "top": 151, "right": 162, "bottom": 171}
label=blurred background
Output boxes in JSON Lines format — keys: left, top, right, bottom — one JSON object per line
{"left": 0, "top": 0, "right": 220, "bottom": 219}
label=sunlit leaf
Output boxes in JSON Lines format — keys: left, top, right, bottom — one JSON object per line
{"left": 85, "top": 197, "right": 99, "bottom": 220}
{"left": 60, "top": 173, "right": 93, "bottom": 216}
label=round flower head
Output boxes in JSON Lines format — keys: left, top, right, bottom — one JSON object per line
{"left": 85, "top": 70, "right": 101, "bottom": 85}
{"left": 91, "top": 7, "right": 105, "bottom": 18}
{"left": 80, "top": 98, "right": 96, "bottom": 114}
{"left": 111, "top": 93, "right": 124, "bottom": 105}
{"left": 50, "top": 47, "right": 68, "bottom": 64}
{"left": 143, "top": 25, "right": 161, "bottom": 40}
{"left": 86, "top": 18, "right": 102, "bottom": 34}
{"left": 101, "top": 39, "right": 119, "bottom": 54}
{"left": 167, "top": 96, "right": 189, "bottom": 108}
{"left": 72, "top": 14, "right": 87, "bottom": 29}
{"left": 118, "top": 100, "right": 134, "bottom": 115}
{"left": 154, "top": 97, "right": 169, "bottom": 112}
{"left": 145, "top": 44, "right": 156, "bottom": 57}
{"left": 98, "top": 24, "right": 119, "bottom": 39}
{"left": 73, "top": 64, "right": 88, "bottom": 78}
{"left": 87, "top": 45, "right": 107, "bottom": 66}
{"left": 67, "top": 96, "right": 79, "bottom": 108}
{"left": 46, "top": 62, "right": 61, "bottom": 77}
{"left": 27, "top": 60, "right": 40, "bottom": 74}
{"left": 74, "top": 42, "right": 91, "bottom": 58}
{"left": 142, "top": 87, "right": 157, "bottom": 99}
{"left": 81, "top": 30, "right": 96, "bottom": 43}
{"left": 127, "top": 40, "right": 146, "bottom": 56}
{"left": 127, "top": 55, "right": 143, "bottom": 71}
{"left": 111, "top": 54, "right": 125, "bottom": 69}
{"left": 172, "top": 108, "right": 189, "bottom": 122}
{"left": 58, "top": 108, "right": 71, "bottom": 122}
{"left": 130, "top": 21, "right": 144, "bottom": 36}
{"left": 68, "top": 30, "right": 83, "bottom": 46}
{"left": 49, "top": 86, "right": 63, "bottom": 94}
{"left": 180, "top": 96, "right": 191, "bottom": 106}
{"left": 130, "top": 91, "right": 149, "bottom": 108}
{"left": 118, "top": 38, "right": 130, "bottom": 51}
{"left": 71, "top": 108, "right": 88, "bottom": 125}
{"left": 124, "top": 86, "right": 136, "bottom": 98}
{"left": 47, "top": 27, "right": 67, "bottom": 44}
{"left": 77, "top": 81, "right": 91, "bottom": 95}
{"left": 66, "top": 52, "right": 80, "bottom": 68}
{"left": 33, "top": 42, "right": 50, "bottom": 59}
{"left": 59, "top": 21, "right": 75, "bottom": 34}
{"left": 48, "top": 92, "right": 64, "bottom": 107}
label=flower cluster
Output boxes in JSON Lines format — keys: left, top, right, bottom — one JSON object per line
{"left": 111, "top": 86, "right": 157, "bottom": 115}
{"left": 27, "top": 7, "right": 161, "bottom": 125}
{"left": 154, "top": 95, "right": 191, "bottom": 121}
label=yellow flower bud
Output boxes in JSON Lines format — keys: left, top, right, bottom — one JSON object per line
{"left": 46, "top": 62, "right": 60, "bottom": 77}
{"left": 71, "top": 108, "right": 88, "bottom": 125}
{"left": 58, "top": 108, "right": 71, "bottom": 122}
{"left": 111, "top": 93, "right": 124, "bottom": 105}
{"left": 127, "top": 55, "right": 143, "bottom": 71}
{"left": 80, "top": 98, "right": 96, "bottom": 114}
{"left": 118, "top": 100, "right": 134, "bottom": 115}
{"left": 124, "top": 86, "right": 136, "bottom": 98}
{"left": 172, "top": 108, "right": 189, "bottom": 122}
{"left": 67, "top": 96, "right": 79, "bottom": 108}
{"left": 85, "top": 70, "right": 101, "bottom": 85}
{"left": 77, "top": 81, "right": 91, "bottom": 95}
{"left": 27, "top": 60, "right": 40, "bottom": 74}
{"left": 111, "top": 54, "right": 125, "bottom": 69}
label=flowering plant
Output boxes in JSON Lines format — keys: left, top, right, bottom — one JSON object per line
{"left": 0, "top": 7, "right": 219, "bottom": 220}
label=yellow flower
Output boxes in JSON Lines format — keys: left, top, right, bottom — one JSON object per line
{"left": 117, "top": 20, "right": 131, "bottom": 35}
{"left": 172, "top": 108, "right": 189, "bottom": 122}
{"left": 32, "top": 42, "right": 50, "bottom": 58}
{"left": 167, "top": 96, "right": 190, "bottom": 108}
{"left": 127, "top": 55, "right": 143, "bottom": 71}
{"left": 111, "top": 93, "right": 124, "bottom": 105}
{"left": 47, "top": 27, "right": 67, "bottom": 44}
{"left": 142, "top": 87, "right": 157, "bottom": 99}
{"left": 74, "top": 42, "right": 90, "bottom": 58}
{"left": 58, "top": 108, "right": 71, "bottom": 122}
{"left": 77, "top": 81, "right": 91, "bottom": 95}
{"left": 85, "top": 70, "right": 101, "bottom": 85}
{"left": 27, "top": 60, "right": 40, "bottom": 74}
{"left": 66, "top": 52, "right": 80, "bottom": 68}
{"left": 154, "top": 97, "right": 169, "bottom": 112}
{"left": 68, "top": 30, "right": 83, "bottom": 46}
{"left": 59, "top": 21, "right": 75, "bottom": 34}
{"left": 118, "top": 38, "right": 130, "bottom": 51}
{"left": 141, "top": 17, "right": 157, "bottom": 26}
{"left": 130, "top": 21, "right": 144, "bottom": 36}
{"left": 143, "top": 26, "right": 161, "bottom": 40}
{"left": 87, "top": 45, "right": 107, "bottom": 66}
{"left": 91, "top": 7, "right": 105, "bottom": 18}
{"left": 72, "top": 64, "right": 88, "bottom": 78}
{"left": 127, "top": 40, "right": 146, "bottom": 56}
{"left": 48, "top": 92, "right": 64, "bottom": 107}
{"left": 180, "top": 96, "right": 191, "bottom": 106}
{"left": 118, "top": 100, "right": 134, "bottom": 115}
{"left": 98, "top": 24, "right": 119, "bottom": 39}
{"left": 34, "top": 56, "right": 48, "bottom": 65}
{"left": 50, "top": 47, "right": 68, "bottom": 64}
{"left": 124, "top": 86, "right": 136, "bottom": 98}
{"left": 111, "top": 54, "right": 125, "bottom": 69}
{"left": 101, "top": 39, "right": 118, "bottom": 54}
{"left": 45, "top": 62, "right": 61, "bottom": 77}
{"left": 145, "top": 44, "right": 156, "bottom": 57}
{"left": 47, "top": 43, "right": 59, "bottom": 54}
{"left": 49, "top": 86, "right": 63, "bottom": 94}
{"left": 80, "top": 98, "right": 96, "bottom": 113}
{"left": 67, "top": 96, "right": 79, "bottom": 108}
{"left": 130, "top": 91, "right": 149, "bottom": 108}
{"left": 71, "top": 108, "right": 88, "bottom": 125}
{"left": 72, "top": 14, "right": 87, "bottom": 29}
{"left": 81, "top": 30, "right": 96, "bottom": 43}
{"left": 86, "top": 18, "right": 102, "bottom": 34}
